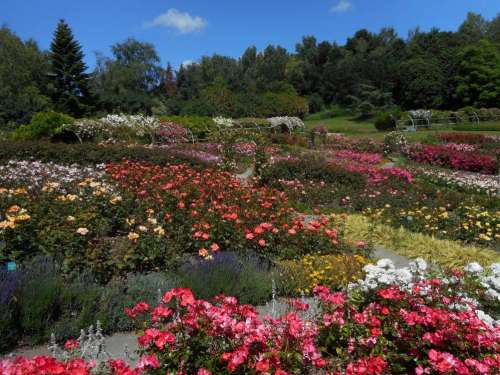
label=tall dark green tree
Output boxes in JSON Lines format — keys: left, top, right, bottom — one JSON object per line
{"left": 49, "top": 19, "right": 91, "bottom": 116}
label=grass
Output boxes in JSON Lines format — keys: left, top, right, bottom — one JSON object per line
{"left": 344, "top": 214, "right": 500, "bottom": 267}
{"left": 305, "top": 110, "right": 500, "bottom": 140}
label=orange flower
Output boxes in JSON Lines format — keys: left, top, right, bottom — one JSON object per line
{"left": 198, "top": 248, "right": 208, "bottom": 257}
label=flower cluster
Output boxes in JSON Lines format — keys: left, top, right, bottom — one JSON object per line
{"left": 383, "top": 131, "right": 409, "bottom": 155}
{"left": 155, "top": 121, "right": 191, "bottom": 144}
{"left": 408, "top": 144, "right": 497, "bottom": 175}
{"left": 0, "top": 160, "right": 107, "bottom": 192}
{"left": 418, "top": 168, "right": 500, "bottom": 197}
{"left": 330, "top": 150, "right": 413, "bottom": 184}
{"left": 442, "top": 143, "right": 477, "bottom": 152}
{"left": 267, "top": 116, "right": 305, "bottom": 132}
{"left": 438, "top": 133, "right": 493, "bottom": 144}
{"left": 106, "top": 161, "right": 354, "bottom": 260}
{"left": 212, "top": 116, "right": 235, "bottom": 128}
{"left": 3, "top": 258, "right": 500, "bottom": 374}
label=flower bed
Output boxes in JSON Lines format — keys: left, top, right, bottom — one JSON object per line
{"left": 0, "top": 160, "right": 357, "bottom": 280}
{"left": 408, "top": 144, "right": 497, "bottom": 174}
{"left": 418, "top": 168, "right": 500, "bottom": 197}
{"left": 3, "top": 259, "right": 499, "bottom": 374}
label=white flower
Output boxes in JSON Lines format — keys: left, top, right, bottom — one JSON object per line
{"left": 409, "top": 258, "right": 427, "bottom": 273}
{"left": 464, "top": 262, "right": 484, "bottom": 274}
{"left": 491, "top": 263, "right": 500, "bottom": 275}
{"left": 76, "top": 227, "right": 89, "bottom": 236}
{"left": 376, "top": 258, "right": 395, "bottom": 269}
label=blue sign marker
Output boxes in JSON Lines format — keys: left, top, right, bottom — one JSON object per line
{"left": 7, "top": 261, "right": 16, "bottom": 271}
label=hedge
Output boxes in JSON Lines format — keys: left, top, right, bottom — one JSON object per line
{"left": 0, "top": 141, "right": 212, "bottom": 167}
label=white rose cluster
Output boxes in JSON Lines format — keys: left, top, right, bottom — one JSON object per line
{"left": 212, "top": 116, "right": 235, "bottom": 128}
{"left": 349, "top": 258, "right": 500, "bottom": 327}
{"left": 62, "top": 114, "right": 161, "bottom": 143}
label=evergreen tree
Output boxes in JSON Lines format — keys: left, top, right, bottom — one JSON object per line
{"left": 164, "top": 63, "right": 177, "bottom": 97}
{"left": 49, "top": 19, "right": 91, "bottom": 116}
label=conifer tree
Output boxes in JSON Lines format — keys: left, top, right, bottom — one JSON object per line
{"left": 49, "top": 19, "right": 91, "bottom": 116}
{"left": 164, "top": 63, "right": 177, "bottom": 97}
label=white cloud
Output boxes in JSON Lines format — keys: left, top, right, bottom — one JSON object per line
{"left": 331, "top": 0, "right": 353, "bottom": 13}
{"left": 181, "top": 59, "right": 194, "bottom": 67}
{"left": 145, "top": 8, "right": 207, "bottom": 34}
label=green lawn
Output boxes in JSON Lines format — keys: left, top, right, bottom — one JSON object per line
{"left": 305, "top": 114, "right": 500, "bottom": 140}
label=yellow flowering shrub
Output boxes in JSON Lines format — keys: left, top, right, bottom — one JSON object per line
{"left": 277, "top": 254, "right": 368, "bottom": 296}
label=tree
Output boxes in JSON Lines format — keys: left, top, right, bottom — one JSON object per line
{"left": 163, "top": 63, "right": 177, "bottom": 97}
{"left": 0, "top": 27, "right": 50, "bottom": 126}
{"left": 454, "top": 39, "right": 500, "bottom": 107}
{"left": 90, "top": 38, "right": 162, "bottom": 113}
{"left": 458, "top": 12, "right": 488, "bottom": 45}
{"left": 396, "top": 58, "right": 446, "bottom": 109}
{"left": 49, "top": 19, "right": 91, "bottom": 116}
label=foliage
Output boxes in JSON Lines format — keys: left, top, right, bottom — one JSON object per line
{"left": 345, "top": 214, "right": 500, "bottom": 267}
{"left": 90, "top": 38, "right": 162, "bottom": 114}
{"left": 0, "top": 27, "right": 50, "bottom": 127}
{"left": 455, "top": 39, "right": 500, "bottom": 107}
{"left": 158, "top": 115, "right": 216, "bottom": 140}
{"left": 408, "top": 144, "right": 497, "bottom": 174}
{"left": 374, "top": 110, "right": 398, "bottom": 131}
{"left": 49, "top": 20, "right": 91, "bottom": 117}
{"left": 177, "top": 252, "right": 273, "bottom": 305}
{"left": 12, "top": 111, "right": 74, "bottom": 140}
{"left": 0, "top": 141, "right": 214, "bottom": 166}
{"left": 277, "top": 254, "right": 368, "bottom": 296}
{"left": 453, "top": 122, "right": 500, "bottom": 131}
{"left": 383, "top": 131, "right": 408, "bottom": 155}
{"left": 0, "top": 257, "right": 178, "bottom": 351}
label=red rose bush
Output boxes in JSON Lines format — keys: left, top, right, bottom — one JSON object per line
{"left": 408, "top": 144, "right": 497, "bottom": 175}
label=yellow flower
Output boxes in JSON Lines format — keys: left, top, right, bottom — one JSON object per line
{"left": 153, "top": 226, "right": 165, "bottom": 236}
{"left": 128, "top": 232, "right": 139, "bottom": 241}
{"left": 110, "top": 196, "right": 122, "bottom": 204}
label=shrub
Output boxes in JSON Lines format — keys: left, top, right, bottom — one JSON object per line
{"left": 437, "top": 132, "right": 489, "bottom": 144}
{"left": 374, "top": 110, "right": 399, "bottom": 131}
{"left": 383, "top": 131, "right": 408, "bottom": 155}
{"left": 307, "top": 93, "right": 324, "bottom": 113}
{"left": 453, "top": 122, "right": 500, "bottom": 131}
{"left": 0, "top": 267, "right": 22, "bottom": 353}
{"left": 177, "top": 252, "right": 273, "bottom": 305}
{"left": 12, "top": 111, "right": 74, "bottom": 140}
{"left": 0, "top": 141, "right": 214, "bottom": 167}
{"left": 158, "top": 115, "right": 216, "bottom": 140}
{"left": 261, "top": 154, "right": 367, "bottom": 188}
{"left": 408, "top": 144, "right": 497, "bottom": 174}
{"left": 234, "top": 117, "right": 271, "bottom": 129}
{"left": 96, "top": 272, "right": 177, "bottom": 334}
{"left": 277, "top": 254, "right": 368, "bottom": 296}
{"left": 257, "top": 92, "right": 309, "bottom": 118}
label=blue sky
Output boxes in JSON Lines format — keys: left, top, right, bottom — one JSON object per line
{"left": 1, "top": 0, "right": 499, "bottom": 70}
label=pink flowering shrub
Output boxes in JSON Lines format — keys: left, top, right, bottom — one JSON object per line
{"left": 155, "top": 121, "right": 190, "bottom": 144}
{"left": 408, "top": 145, "right": 497, "bottom": 174}
{"left": 330, "top": 151, "right": 413, "bottom": 185}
